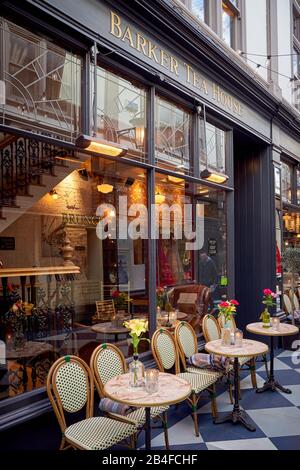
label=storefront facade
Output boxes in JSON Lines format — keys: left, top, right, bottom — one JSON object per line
{"left": 0, "top": 0, "right": 299, "bottom": 429}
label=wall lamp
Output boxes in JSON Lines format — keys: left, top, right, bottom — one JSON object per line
{"left": 76, "top": 135, "right": 128, "bottom": 157}
{"left": 49, "top": 189, "right": 59, "bottom": 200}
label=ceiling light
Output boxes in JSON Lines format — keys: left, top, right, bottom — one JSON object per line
{"left": 76, "top": 134, "right": 127, "bottom": 157}
{"left": 49, "top": 189, "right": 59, "bottom": 200}
{"left": 155, "top": 192, "right": 166, "bottom": 204}
{"left": 97, "top": 183, "right": 114, "bottom": 194}
{"left": 200, "top": 169, "right": 229, "bottom": 185}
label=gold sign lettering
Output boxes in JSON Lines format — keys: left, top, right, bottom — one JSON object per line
{"left": 109, "top": 11, "right": 243, "bottom": 117}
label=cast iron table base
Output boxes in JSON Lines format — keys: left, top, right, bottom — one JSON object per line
{"left": 214, "top": 357, "right": 256, "bottom": 432}
{"left": 256, "top": 336, "right": 292, "bottom": 394}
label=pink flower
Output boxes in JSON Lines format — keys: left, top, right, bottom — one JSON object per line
{"left": 271, "top": 293, "right": 278, "bottom": 298}
{"left": 263, "top": 289, "right": 273, "bottom": 296}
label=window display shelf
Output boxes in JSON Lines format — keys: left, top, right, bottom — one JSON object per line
{"left": 0, "top": 266, "right": 80, "bottom": 278}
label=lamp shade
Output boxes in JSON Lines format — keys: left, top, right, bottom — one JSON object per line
{"left": 97, "top": 183, "right": 114, "bottom": 194}
{"left": 155, "top": 192, "right": 166, "bottom": 204}
{"left": 76, "top": 135, "right": 128, "bottom": 157}
{"left": 200, "top": 169, "right": 229, "bottom": 184}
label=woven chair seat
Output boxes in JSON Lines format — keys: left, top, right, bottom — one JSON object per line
{"left": 65, "top": 417, "right": 136, "bottom": 450}
{"left": 110, "top": 405, "right": 169, "bottom": 425}
{"left": 185, "top": 366, "right": 225, "bottom": 378}
{"left": 177, "top": 370, "right": 220, "bottom": 394}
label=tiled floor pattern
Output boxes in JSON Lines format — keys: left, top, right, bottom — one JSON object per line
{"left": 137, "top": 349, "right": 300, "bottom": 450}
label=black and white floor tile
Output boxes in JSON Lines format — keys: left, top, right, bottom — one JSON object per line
{"left": 137, "top": 349, "right": 300, "bottom": 450}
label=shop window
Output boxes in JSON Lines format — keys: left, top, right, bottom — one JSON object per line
{"left": 293, "top": 2, "right": 300, "bottom": 43}
{"left": 0, "top": 18, "right": 81, "bottom": 142}
{"left": 281, "top": 162, "right": 292, "bottom": 204}
{"left": 178, "top": 0, "right": 207, "bottom": 23}
{"left": 91, "top": 66, "right": 147, "bottom": 162}
{"left": 155, "top": 173, "right": 227, "bottom": 316}
{"left": 155, "top": 96, "right": 192, "bottom": 175}
{"left": 200, "top": 121, "right": 226, "bottom": 176}
{"left": 0, "top": 132, "right": 149, "bottom": 400}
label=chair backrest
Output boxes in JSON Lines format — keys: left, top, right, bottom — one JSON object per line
{"left": 95, "top": 300, "right": 116, "bottom": 322}
{"left": 218, "top": 313, "right": 237, "bottom": 331}
{"left": 283, "top": 293, "right": 293, "bottom": 314}
{"left": 202, "top": 314, "right": 221, "bottom": 342}
{"left": 46, "top": 356, "right": 93, "bottom": 433}
{"left": 151, "top": 328, "right": 179, "bottom": 374}
{"left": 293, "top": 293, "right": 300, "bottom": 311}
{"left": 174, "top": 321, "right": 198, "bottom": 369}
{"left": 90, "top": 343, "right": 127, "bottom": 397}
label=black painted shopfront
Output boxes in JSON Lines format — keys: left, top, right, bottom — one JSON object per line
{"left": 0, "top": 0, "right": 299, "bottom": 429}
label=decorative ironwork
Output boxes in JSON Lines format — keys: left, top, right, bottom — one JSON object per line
{"left": 0, "top": 135, "right": 76, "bottom": 208}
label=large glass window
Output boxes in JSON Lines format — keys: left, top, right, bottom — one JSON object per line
{"left": 155, "top": 96, "right": 192, "bottom": 174}
{"left": 91, "top": 66, "right": 147, "bottom": 162}
{"left": 0, "top": 131, "right": 149, "bottom": 400}
{"left": 155, "top": 172, "right": 227, "bottom": 300}
{"left": 0, "top": 18, "right": 81, "bottom": 142}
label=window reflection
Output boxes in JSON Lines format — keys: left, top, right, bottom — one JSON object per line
{"left": 222, "top": 3, "right": 234, "bottom": 47}
{"left": 0, "top": 18, "right": 81, "bottom": 142}
{"left": 179, "top": 0, "right": 206, "bottom": 22}
{"left": 155, "top": 96, "right": 192, "bottom": 174}
{"left": 281, "top": 162, "right": 292, "bottom": 204}
{"left": 200, "top": 121, "right": 226, "bottom": 175}
{"left": 92, "top": 67, "right": 147, "bottom": 162}
{"left": 155, "top": 174, "right": 227, "bottom": 301}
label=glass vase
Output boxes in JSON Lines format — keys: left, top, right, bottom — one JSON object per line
{"left": 129, "top": 354, "right": 145, "bottom": 387}
{"left": 221, "top": 322, "right": 232, "bottom": 346}
{"left": 261, "top": 308, "right": 271, "bottom": 328}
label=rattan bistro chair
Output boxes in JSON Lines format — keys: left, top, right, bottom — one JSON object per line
{"left": 203, "top": 314, "right": 258, "bottom": 389}
{"left": 176, "top": 318, "right": 234, "bottom": 404}
{"left": 151, "top": 328, "right": 219, "bottom": 437}
{"left": 47, "top": 355, "right": 137, "bottom": 450}
{"left": 90, "top": 343, "right": 170, "bottom": 449}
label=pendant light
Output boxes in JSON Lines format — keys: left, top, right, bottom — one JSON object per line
{"left": 200, "top": 104, "right": 229, "bottom": 185}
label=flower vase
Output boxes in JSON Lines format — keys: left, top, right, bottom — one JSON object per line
{"left": 261, "top": 308, "right": 271, "bottom": 328}
{"left": 221, "top": 322, "right": 232, "bottom": 346}
{"left": 129, "top": 354, "right": 145, "bottom": 387}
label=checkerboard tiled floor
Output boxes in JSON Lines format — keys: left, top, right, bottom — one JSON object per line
{"left": 137, "top": 349, "right": 300, "bottom": 450}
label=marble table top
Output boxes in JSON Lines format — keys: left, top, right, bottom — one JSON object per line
{"left": 104, "top": 372, "right": 191, "bottom": 407}
{"left": 205, "top": 338, "right": 268, "bottom": 358}
{"left": 91, "top": 322, "right": 130, "bottom": 334}
{"left": 246, "top": 322, "right": 299, "bottom": 337}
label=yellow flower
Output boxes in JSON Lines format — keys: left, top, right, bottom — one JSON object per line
{"left": 124, "top": 319, "right": 148, "bottom": 337}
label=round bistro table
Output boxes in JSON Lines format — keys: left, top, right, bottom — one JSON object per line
{"left": 205, "top": 338, "right": 268, "bottom": 432}
{"left": 246, "top": 322, "right": 299, "bottom": 394}
{"left": 104, "top": 371, "right": 191, "bottom": 450}
{"left": 91, "top": 322, "right": 130, "bottom": 342}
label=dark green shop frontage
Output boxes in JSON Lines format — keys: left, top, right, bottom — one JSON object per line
{"left": 0, "top": 0, "right": 299, "bottom": 430}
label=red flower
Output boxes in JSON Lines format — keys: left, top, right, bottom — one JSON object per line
{"left": 230, "top": 300, "right": 239, "bottom": 306}
{"left": 263, "top": 289, "right": 273, "bottom": 296}
{"left": 219, "top": 301, "right": 230, "bottom": 308}
{"left": 112, "top": 290, "right": 120, "bottom": 298}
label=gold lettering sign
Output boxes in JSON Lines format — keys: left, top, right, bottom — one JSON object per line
{"left": 109, "top": 11, "right": 243, "bottom": 117}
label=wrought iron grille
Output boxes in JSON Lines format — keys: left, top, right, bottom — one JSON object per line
{"left": 0, "top": 135, "right": 75, "bottom": 207}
